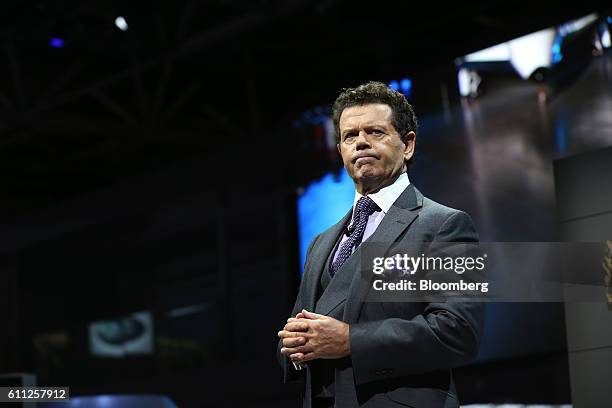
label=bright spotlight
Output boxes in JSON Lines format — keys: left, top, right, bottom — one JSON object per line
{"left": 115, "top": 16, "right": 128, "bottom": 31}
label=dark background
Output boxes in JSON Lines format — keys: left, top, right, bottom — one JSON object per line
{"left": 0, "top": 1, "right": 611, "bottom": 407}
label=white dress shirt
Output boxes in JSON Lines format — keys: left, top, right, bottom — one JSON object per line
{"left": 332, "top": 172, "right": 410, "bottom": 263}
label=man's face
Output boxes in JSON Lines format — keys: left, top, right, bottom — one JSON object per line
{"left": 337, "top": 103, "right": 415, "bottom": 194}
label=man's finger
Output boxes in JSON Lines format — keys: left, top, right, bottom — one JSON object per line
{"left": 279, "top": 330, "right": 297, "bottom": 338}
{"left": 278, "top": 330, "right": 310, "bottom": 339}
{"left": 287, "top": 317, "right": 315, "bottom": 324}
{"left": 301, "top": 309, "right": 326, "bottom": 320}
{"left": 281, "top": 344, "right": 314, "bottom": 356}
{"left": 285, "top": 312, "right": 305, "bottom": 323}
{"left": 282, "top": 336, "right": 306, "bottom": 348}
{"left": 289, "top": 352, "right": 304, "bottom": 362}
{"left": 284, "top": 321, "right": 310, "bottom": 332}
{"left": 294, "top": 351, "right": 318, "bottom": 363}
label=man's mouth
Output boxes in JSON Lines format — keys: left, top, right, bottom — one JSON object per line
{"left": 353, "top": 154, "right": 378, "bottom": 165}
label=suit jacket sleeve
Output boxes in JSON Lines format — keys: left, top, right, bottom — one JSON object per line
{"left": 349, "top": 210, "right": 485, "bottom": 386}
{"left": 277, "top": 233, "right": 321, "bottom": 383}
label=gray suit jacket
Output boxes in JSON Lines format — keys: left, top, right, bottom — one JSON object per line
{"left": 279, "top": 184, "right": 484, "bottom": 408}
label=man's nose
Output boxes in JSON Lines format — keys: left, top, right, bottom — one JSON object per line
{"left": 355, "top": 130, "right": 371, "bottom": 149}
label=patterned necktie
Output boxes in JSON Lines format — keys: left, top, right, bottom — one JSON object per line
{"left": 330, "top": 196, "right": 381, "bottom": 276}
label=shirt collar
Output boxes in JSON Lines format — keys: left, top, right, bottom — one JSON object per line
{"left": 353, "top": 172, "right": 410, "bottom": 216}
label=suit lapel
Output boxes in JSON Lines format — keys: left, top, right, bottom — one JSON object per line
{"left": 343, "top": 184, "right": 424, "bottom": 323}
{"left": 303, "top": 209, "right": 352, "bottom": 311}
{"left": 315, "top": 244, "right": 359, "bottom": 315}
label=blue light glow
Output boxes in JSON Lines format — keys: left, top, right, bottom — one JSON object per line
{"left": 298, "top": 107, "right": 331, "bottom": 126}
{"left": 400, "top": 78, "right": 412, "bottom": 94}
{"left": 43, "top": 395, "right": 179, "bottom": 408}
{"left": 96, "top": 396, "right": 113, "bottom": 407}
{"left": 551, "top": 33, "right": 563, "bottom": 64}
{"left": 297, "top": 169, "right": 354, "bottom": 273}
{"left": 389, "top": 80, "right": 399, "bottom": 91}
{"left": 607, "top": 16, "right": 612, "bottom": 24}
{"left": 49, "top": 38, "right": 65, "bottom": 48}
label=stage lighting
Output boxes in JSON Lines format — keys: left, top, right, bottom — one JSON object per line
{"left": 389, "top": 80, "right": 399, "bottom": 91}
{"left": 551, "top": 34, "right": 564, "bottom": 64}
{"left": 602, "top": 26, "right": 611, "bottom": 48}
{"left": 400, "top": 78, "right": 412, "bottom": 94}
{"left": 115, "top": 16, "right": 128, "bottom": 31}
{"left": 49, "top": 38, "right": 65, "bottom": 48}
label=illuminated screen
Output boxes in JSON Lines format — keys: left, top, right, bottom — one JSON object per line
{"left": 297, "top": 169, "right": 354, "bottom": 273}
{"left": 89, "top": 311, "right": 154, "bottom": 358}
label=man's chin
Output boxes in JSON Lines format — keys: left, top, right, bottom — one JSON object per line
{"left": 355, "top": 173, "right": 384, "bottom": 190}
{"left": 355, "top": 172, "right": 379, "bottom": 182}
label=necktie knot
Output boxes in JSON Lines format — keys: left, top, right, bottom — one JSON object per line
{"left": 355, "top": 196, "right": 380, "bottom": 219}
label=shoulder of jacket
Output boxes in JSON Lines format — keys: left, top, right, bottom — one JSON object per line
{"left": 421, "top": 196, "right": 465, "bottom": 218}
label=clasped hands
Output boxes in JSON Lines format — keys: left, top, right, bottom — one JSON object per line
{"left": 278, "top": 309, "right": 350, "bottom": 365}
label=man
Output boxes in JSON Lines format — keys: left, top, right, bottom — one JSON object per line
{"left": 278, "top": 82, "right": 484, "bottom": 408}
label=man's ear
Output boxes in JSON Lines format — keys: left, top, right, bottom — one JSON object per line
{"left": 402, "top": 131, "right": 416, "bottom": 160}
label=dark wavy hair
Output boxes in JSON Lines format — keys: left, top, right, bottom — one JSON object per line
{"left": 332, "top": 81, "right": 418, "bottom": 170}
